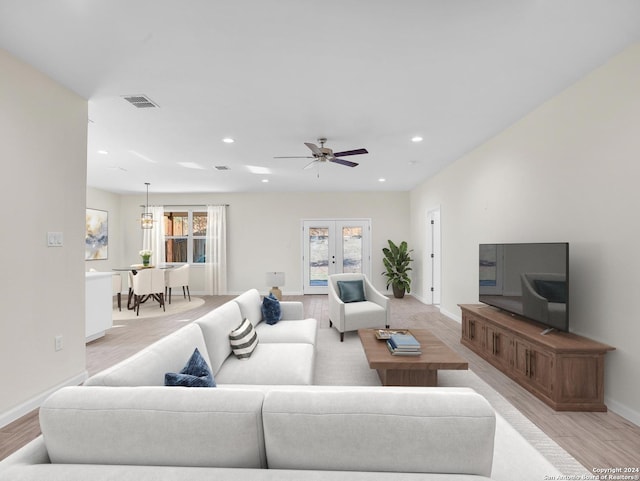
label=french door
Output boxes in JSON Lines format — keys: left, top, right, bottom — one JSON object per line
{"left": 302, "top": 219, "right": 371, "bottom": 294}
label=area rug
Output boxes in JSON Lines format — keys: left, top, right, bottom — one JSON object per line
{"left": 314, "top": 327, "right": 590, "bottom": 477}
{"left": 112, "top": 296, "right": 205, "bottom": 321}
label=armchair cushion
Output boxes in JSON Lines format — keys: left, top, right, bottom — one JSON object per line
{"left": 165, "top": 348, "right": 216, "bottom": 388}
{"left": 337, "top": 280, "right": 366, "bottom": 303}
{"left": 261, "top": 293, "right": 282, "bottom": 325}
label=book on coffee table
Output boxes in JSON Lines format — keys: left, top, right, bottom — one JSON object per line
{"left": 387, "top": 332, "right": 421, "bottom": 355}
{"left": 386, "top": 342, "right": 421, "bottom": 356}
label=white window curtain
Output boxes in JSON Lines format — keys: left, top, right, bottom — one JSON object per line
{"left": 205, "top": 205, "right": 227, "bottom": 295}
{"left": 142, "top": 205, "right": 165, "bottom": 265}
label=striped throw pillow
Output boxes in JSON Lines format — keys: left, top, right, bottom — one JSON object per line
{"left": 229, "top": 318, "right": 258, "bottom": 359}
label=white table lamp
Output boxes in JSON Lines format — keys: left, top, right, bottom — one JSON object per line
{"left": 266, "top": 272, "right": 285, "bottom": 300}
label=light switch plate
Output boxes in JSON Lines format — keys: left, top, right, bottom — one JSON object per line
{"left": 47, "top": 232, "right": 63, "bottom": 247}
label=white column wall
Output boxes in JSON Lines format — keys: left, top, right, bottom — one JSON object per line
{"left": 0, "top": 49, "right": 88, "bottom": 423}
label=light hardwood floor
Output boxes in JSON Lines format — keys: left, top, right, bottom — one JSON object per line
{"left": 1, "top": 294, "right": 639, "bottom": 473}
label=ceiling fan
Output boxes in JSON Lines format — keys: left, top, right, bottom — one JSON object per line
{"left": 274, "top": 138, "right": 368, "bottom": 170}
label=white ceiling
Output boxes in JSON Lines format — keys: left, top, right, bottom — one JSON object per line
{"left": 1, "top": 1, "right": 639, "bottom": 195}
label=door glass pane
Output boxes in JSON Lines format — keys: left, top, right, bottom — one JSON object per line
{"left": 342, "top": 226, "right": 363, "bottom": 273}
{"left": 309, "top": 227, "right": 329, "bottom": 286}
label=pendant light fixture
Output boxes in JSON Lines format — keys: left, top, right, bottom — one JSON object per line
{"left": 141, "top": 182, "right": 153, "bottom": 229}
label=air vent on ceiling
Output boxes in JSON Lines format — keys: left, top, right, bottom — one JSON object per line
{"left": 214, "top": 165, "right": 230, "bottom": 171}
{"left": 123, "top": 95, "right": 159, "bottom": 108}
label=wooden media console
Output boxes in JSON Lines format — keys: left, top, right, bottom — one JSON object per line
{"left": 459, "top": 304, "right": 615, "bottom": 411}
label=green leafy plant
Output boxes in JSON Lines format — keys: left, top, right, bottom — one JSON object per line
{"left": 382, "top": 240, "right": 413, "bottom": 298}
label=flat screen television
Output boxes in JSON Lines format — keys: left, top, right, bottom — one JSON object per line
{"left": 479, "top": 242, "right": 569, "bottom": 332}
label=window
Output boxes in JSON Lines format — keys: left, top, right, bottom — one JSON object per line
{"left": 164, "top": 210, "right": 207, "bottom": 263}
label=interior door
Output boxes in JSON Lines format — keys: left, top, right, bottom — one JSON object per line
{"left": 426, "top": 208, "right": 441, "bottom": 305}
{"left": 302, "top": 219, "right": 371, "bottom": 294}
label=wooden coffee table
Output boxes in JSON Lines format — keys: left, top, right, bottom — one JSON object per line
{"left": 358, "top": 329, "right": 469, "bottom": 387}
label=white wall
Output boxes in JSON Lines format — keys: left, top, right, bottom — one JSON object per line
{"left": 410, "top": 43, "right": 640, "bottom": 425}
{"left": 117, "top": 191, "right": 410, "bottom": 295}
{"left": 0, "top": 49, "right": 88, "bottom": 423}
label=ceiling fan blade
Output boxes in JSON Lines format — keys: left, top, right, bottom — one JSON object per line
{"left": 303, "top": 159, "right": 319, "bottom": 170}
{"left": 332, "top": 148, "right": 368, "bottom": 157}
{"left": 304, "top": 142, "right": 323, "bottom": 156}
{"left": 273, "top": 156, "right": 314, "bottom": 159}
{"left": 330, "top": 157, "right": 359, "bottom": 168}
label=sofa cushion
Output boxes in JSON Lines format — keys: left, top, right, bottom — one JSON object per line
{"left": 233, "top": 288, "right": 263, "bottom": 325}
{"left": 195, "top": 301, "right": 244, "bottom": 374}
{"left": 229, "top": 319, "right": 259, "bottom": 359}
{"left": 84, "top": 323, "right": 211, "bottom": 387}
{"left": 337, "top": 280, "right": 366, "bottom": 303}
{"left": 215, "top": 343, "right": 315, "bottom": 385}
{"left": 262, "top": 389, "right": 495, "bottom": 476}
{"left": 254, "top": 318, "right": 317, "bottom": 345}
{"left": 39, "top": 386, "right": 267, "bottom": 469}
{"left": 165, "top": 347, "right": 216, "bottom": 387}
{"left": 261, "top": 293, "right": 282, "bottom": 325}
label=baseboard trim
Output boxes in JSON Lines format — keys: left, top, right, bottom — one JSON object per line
{"left": 605, "top": 397, "right": 640, "bottom": 427}
{"left": 0, "top": 370, "right": 88, "bottom": 429}
{"left": 440, "top": 306, "right": 461, "bottom": 323}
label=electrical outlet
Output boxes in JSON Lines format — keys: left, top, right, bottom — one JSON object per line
{"left": 54, "top": 335, "right": 63, "bottom": 351}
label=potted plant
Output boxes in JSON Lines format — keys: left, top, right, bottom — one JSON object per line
{"left": 382, "top": 240, "right": 413, "bottom": 298}
{"left": 139, "top": 249, "right": 152, "bottom": 267}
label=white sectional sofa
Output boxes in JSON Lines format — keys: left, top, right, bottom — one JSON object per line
{"left": 84, "top": 289, "right": 317, "bottom": 387}
{"left": 0, "top": 386, "right": 500, "bottom": 481}
{"left": 0, "top": 289, "right": 566, "bottom": 480}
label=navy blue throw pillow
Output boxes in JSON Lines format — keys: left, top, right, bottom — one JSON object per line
{"left": 165, "top": 348, "right": 216, "bottom": 387}
{"left": 337, "top": 280, "right": 366, "bottom": 303}
{"left": 262, "top": 293, "right": 282, "bottom": 325}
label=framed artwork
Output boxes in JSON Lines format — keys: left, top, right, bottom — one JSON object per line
{"left": 85, "top": 208, "right": 108, "bottom": 260}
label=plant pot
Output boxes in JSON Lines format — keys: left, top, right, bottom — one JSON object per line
{"left": 392, "top": 284, "right": 406, "bottom": 299}
{"left": 142, "top": 256, "right": 150, "bottom": 267}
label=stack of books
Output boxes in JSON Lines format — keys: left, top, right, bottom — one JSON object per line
{"left": 387, "top": 332, "right": 421, "bottom": 356}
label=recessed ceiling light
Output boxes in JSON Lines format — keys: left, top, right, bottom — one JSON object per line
{"left": 411, "top": 136, "right": 423, "bottom": 143}
{"left": 378, "top": 178, "right": 386, "bottom": 182}
{"left": 262, "top": 179, "right": 269, "bottom": 183}
{"left": 222, "top": 138, "right": 235, "bottom": 144}
{"left": 97, "top": 150, "right": 109, "bottom": 155}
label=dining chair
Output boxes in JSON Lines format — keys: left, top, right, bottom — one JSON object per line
{"left": 131, "top": 268, "right": 165, "bottom": 316}
{"left": 112, "top": 273, "right": 122, "bottom": 311}
{"left": 164, "top": 264, "right": 191, "bottom": 304}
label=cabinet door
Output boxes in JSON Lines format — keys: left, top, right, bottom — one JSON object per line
{"left": 462, "top": 314, "right": 484, "bottom": 351}
{"left": 513, "top": 338, "right": 553, "bottom": 396}
{"left": 485, "top": 324, "right": 511, "bottom": 368}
